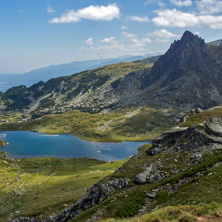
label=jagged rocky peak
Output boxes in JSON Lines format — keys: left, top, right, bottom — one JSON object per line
{"left": 143, "top": 30, "right": 209, "bottom": 88}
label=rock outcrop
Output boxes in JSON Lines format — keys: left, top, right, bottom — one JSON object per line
{"left": 147, "top": 116, "right": 222, "bottom": 157}
{"left": 143, "top": 31, "right": 210, "bottom": 88}
{"left": 11, "top": 178, "right": 129, "bottom": 222}
{"left": 135, "top": 164, "right": 153, "bottom": 184}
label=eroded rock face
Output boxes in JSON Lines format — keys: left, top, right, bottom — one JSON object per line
{"left": 147, "top": 127, "right": 188, "bottom": 156}
{"left": 204, "top": 116, "right": 222, "bottom": 137}
{"left": 11, "top": 178, "right": 129, "bottom": 222}
{"left": 46, "top": 178, "right": 129, "bottom": 222}
{"left": 134, "top": 161, "right": 168, "bottom": 185}
{"left": 147, "top": 116, "right": 222, "bottom": 158}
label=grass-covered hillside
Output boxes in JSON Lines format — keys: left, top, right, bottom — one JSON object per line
{"left": 2, "top": 107, "right": 222, "bottom": 222}
{"left": 0, "top": 107, "right": 180, "bottom": 142}
{"left": 102, "top": 204, "right": 222, "bottom": 222}
{"left": 0, "top": 62, "right": 150, "bottom": 116}
{"left": 45, "top": 106, "right": 222, "bottom": 222}
{"left": 0, "top": 152, "right": 125, "bottom": 221}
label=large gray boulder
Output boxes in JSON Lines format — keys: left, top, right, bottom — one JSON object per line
{"left": 135, "top": 164, "right": 153, "bottom": 184}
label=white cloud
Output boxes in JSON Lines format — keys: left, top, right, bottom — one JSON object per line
{"left": 85, "top": 37, "right": 94, "bottom": 46}
{"left": 170, "top": 0, "right": 193, "bottom": 7}
{"left": 121, "top": 25, "right": 128, "bottom": 30}
{"left": 196, "top": 0, "right": 222, "bottom": 14}
{"left": 49, "top": 4, "right": 120, "bottom": 23}
{"left": 148, "top": 29, "right": 180, "bottom": 42}
{"left": 101, "top": 37, "right": 118, "bottom": 44}
{"left": 47, "top": 4, "right": 55, "bottom": 13}
{"left": 152, "top": 8, "right": 222, "bottom": 29}
{"left": 122, "top": 32, "right": 137, "bottom": 39}
{"left": 126, "top": 16, "right": 149, "bottom": 22}
{"left": 81, "top": 33, "right": 155, "bottom": 59}
{"left": 122, "top": 32, "right": 151, "bottom": 48}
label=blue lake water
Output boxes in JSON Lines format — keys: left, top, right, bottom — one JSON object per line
{"left": 0, "top": 131, "right": 151, "bottom": 161}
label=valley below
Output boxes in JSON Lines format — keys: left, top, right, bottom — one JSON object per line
{"left": 1, "top": 31, "right": 222, "bottom": 222}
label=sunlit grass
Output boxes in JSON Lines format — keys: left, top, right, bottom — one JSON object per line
{"left": 0, "top": 107, "right": 179, "bottom": 142}
{"left": 0, "top": 153, "right": 126, "bottom": 221}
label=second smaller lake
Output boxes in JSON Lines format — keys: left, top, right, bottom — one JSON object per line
{"left": 0, "top": 131, "right": 151, "bottom": 161}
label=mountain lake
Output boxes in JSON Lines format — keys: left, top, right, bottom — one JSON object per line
{"left": 0, "top": 131, "right": 151, "bottom": 161}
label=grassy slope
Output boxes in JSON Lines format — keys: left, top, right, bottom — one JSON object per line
{"left": 180, "top": 106, "right": 222, "bottom": 127}
{"left": 1, "top": 62, "right": 150, "bottom": 113}
{"left": 74, "top": 147, "right": 222, "bottom": 222}
{"left": 101, "top": 204, "right": 222, "bottom": 222}
{"left": 72, "top": 107, "right": 222, "bottom": 222}
{"left": 0, "top": 107, "right": 179, "bottom": 142}
{"left": 0, "top": 152, "right": 126, "bottom": 221}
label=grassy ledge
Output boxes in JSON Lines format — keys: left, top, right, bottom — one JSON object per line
{"left": 0, "top": 107, "right": 180, "bottom": 142}
{"left": 100, "top": 203, "right": 222, "bottom": 222}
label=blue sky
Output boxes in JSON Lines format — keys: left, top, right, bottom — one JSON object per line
{"left": 0, "top": 0, "right": 221, "bottom": 73}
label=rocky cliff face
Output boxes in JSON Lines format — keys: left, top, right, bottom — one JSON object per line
{"left": 143, "top": 31, "right": 210, "bottom": 88}
{"left": 140, "top": 31, "right": 222, "bottom": 110}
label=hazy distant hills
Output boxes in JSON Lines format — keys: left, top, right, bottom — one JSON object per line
{"left": 0, "top": 53, "right": 160, "bottom": 92}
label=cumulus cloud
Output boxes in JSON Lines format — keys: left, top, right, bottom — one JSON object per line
{"left": 122, "top": 32, "right": 137, "bottom": 39}
{"left": 101, "top": 37, "right": 118, "bottom": 44}
{"left": 47, "top": 4, "right": 55, "bottom": 13}
{"left": 196, "top": 0, "right": 222, "bottom": 14}
{"left": 170, "top": 0, "right": 193, "bottom": 7}
{"left": 126, "top": 16, "right": 149, "bottom": 22}
{"left": 122, "top": 31, "right": 151, "bottom": 49}
{"left": 152, "top": 8, "right": 222, "bottom": 29}
{"left": 85, "top": 37, "right": 94, "bottom": 46}
{"left": 148, "top": 29, "right": 180, "bottom": 42}
{"left": 49, "top": 4, "right": 120, "bottom": 23}
{"left": 82, "top": 33, "right": 154, "bottom": 59}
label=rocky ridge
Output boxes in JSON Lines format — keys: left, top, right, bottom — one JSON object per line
{"left": 0, "top": 31, "right": 222, "bottom": 116}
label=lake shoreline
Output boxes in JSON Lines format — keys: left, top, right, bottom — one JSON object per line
{"left": 1, "top": 128, "right": 155, "bottom": 143}
{"left": 0, "top": 131, "right": 151, "bottom": 161}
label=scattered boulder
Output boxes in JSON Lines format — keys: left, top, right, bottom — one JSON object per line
{"left": 135, "top": 164, "right": 153, "bottom": 184}
{"left": 190, "top": 153, "right": 202, "bottom": 164}
{"left": 146, "top": 147, "right": 162, "bottom": 156}
{"left": 191, "top": 108, "right": 203, "bottom": 114}
{"left": 146, "top": 191, "right": 157, "bottom": 199}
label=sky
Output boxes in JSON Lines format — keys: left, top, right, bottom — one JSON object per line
{"left": 0, "top": 0, "right": 221, "bottom": 73}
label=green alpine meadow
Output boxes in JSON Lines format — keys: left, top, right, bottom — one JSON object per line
{"left": 0, "top": 2, "right": 222, "bottom": 220}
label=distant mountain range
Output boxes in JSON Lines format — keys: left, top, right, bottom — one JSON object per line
{"left": 0, "top": 31, "right": 221, "bottom": 116}
{"left": 0, "top": 53, "right": 160, "bottom": 92}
